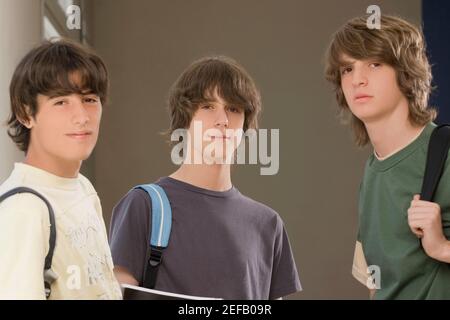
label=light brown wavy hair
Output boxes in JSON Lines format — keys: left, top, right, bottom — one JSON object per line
{"left": 325, "top": 15, "right": 436, "bottom": 147}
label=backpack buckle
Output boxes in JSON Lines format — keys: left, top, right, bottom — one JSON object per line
{"left": 43, "top": 268, "right": 58, "bottom": 298}
{"left": 148, "top": 246, "right": 163, "bottom": 267}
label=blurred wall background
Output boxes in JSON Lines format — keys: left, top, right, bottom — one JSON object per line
{"left": 0, "top": 0, "right": 42, "bottom": 180}
{"left": 87, "top": 0, "right": 422, "bottom": 299}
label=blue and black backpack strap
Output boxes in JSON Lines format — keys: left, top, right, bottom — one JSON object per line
{"left": 420, "top": 124, "right": 450, "bottom": 202}
{"left": 0, "top": 186, "right": 58, "bottom": 299}
{"left": 134, "top": 183, "right": 172, "bottom": 289}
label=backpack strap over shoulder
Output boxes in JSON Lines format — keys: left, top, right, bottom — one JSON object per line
{"left": 420, "top": 124, "right": 450, "bottom": 202}
{"left": 134, "top": 183, "right": 172, "bottom": 289}
{"left": 0, "top": 187, "right": 58, "bottom": 299}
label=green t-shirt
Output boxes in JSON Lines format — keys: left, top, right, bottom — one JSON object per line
{"left": 358, "top": 122, "right": 450, "bottom": 299}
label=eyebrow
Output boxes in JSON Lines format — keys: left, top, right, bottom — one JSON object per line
{"left": 339, "top": 60, "right": 355, "bottom": 67}
{"left": 200, "top": 98, "right": 226, "bottom": 105}
{"left": 199, "top": 99, "right": 245, "bottom": 110}
{"left": 81, "top": 90, "right": 97, "bottom": 95}
{"left": 47, "top": 93, "right": 69, "bottom": 99}
{"left": 47, "top": 90, "right": 97, "bottom": 99}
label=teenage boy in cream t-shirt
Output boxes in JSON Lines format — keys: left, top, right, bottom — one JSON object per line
{"left": 0, "top": 40, "right": 122, "bottom": 299}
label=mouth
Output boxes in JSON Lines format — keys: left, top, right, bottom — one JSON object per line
{"left": 209, "top": 135, "right": 231, "bottom": 140}
{"left": 354, "top": 94, "right": 373, "bottom": 103}
{"left": 66, "top": 131, "right": 93, "bottom": 140}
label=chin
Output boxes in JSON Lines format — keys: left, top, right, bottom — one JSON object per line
{"left": 350, "top": 109, "right": 378, "bottom": 123}
{"left": 62, "top": 150, "right": 93, "bottom": 162}
{"left": 203, "top": 153, "right": 233, "bottom": 165}
{"left": 357, "top": 112, "right": 388, "bottom": 124}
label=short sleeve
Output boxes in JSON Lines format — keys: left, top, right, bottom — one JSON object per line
{"left": 109, "top": 189, "right": 151, "bottom": 284}
{"left": 0, "top": 194, "right": 49, "bottom": 299}
{"left": 269, "top": 216, "right": 302, "bottom": 299}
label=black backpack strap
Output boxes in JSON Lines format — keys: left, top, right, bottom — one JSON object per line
{"left": 420, "top": 124, "right": 450, "bottom": 202}
{"left": 143, "top": 246, "right": 164, "bottom": 289}
{"left": 0, "top": 187, "right": 57, "bottom": 298}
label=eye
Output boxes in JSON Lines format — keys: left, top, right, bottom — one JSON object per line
{"left": 369, "top": 62, "right": 381, "bottom": 68}
{"left": 83, "top": 96, "right": 99, "bottom": 103}
{"left": 54, "top": 99, "right": 67, "bottom": 106}
{"left": 228, "top": 106, "right": 242, "bottom": 114}
{"left": 341, "top": 66, "right": 352, "bottom": 75}
{"left": 201, "top": 105, "right": 213, "bottom": 110}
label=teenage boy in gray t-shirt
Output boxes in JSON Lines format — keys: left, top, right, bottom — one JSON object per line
{"left": 109, "top": 56, "right": 301, "bottom": 299}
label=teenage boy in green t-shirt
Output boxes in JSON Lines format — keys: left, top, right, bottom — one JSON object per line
{"left": 325, "top": 15, "right": 450, "bottom": 299}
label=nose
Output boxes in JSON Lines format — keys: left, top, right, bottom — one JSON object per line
{"left": 215, "top": 106, "right": 229, "bottom": 128}
{"left": 72, "top": 97, "right": 90, "bottom": 126}
{"left": 351, "top": 66, "right": 368, "bottom": 87}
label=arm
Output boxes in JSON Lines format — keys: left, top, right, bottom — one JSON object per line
{"left": 114, "top": 266, "right": 139, "bottom": 286}
{"left": 269, "top": 216, "right": 302, "bottom": 299}
{"left": 109, "top": 189, "right": 151, "bottom": 287}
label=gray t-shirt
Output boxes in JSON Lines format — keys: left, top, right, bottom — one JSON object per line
{"left": 109, "top": 177, "right": 301, "bottom": 299}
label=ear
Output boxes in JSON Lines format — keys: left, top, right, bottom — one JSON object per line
{"left": 18, "top": 105, "right": 34, "bottom": 129}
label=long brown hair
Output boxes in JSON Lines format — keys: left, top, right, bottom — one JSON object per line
{"left": 325, "top": 15, "right": 436, "bottom": 147}
{"left": 167, "top": 56, "right": 261, "bottom": 137}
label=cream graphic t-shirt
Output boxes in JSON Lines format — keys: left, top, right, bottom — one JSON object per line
{"left": 0, "top": 163, "right": 122, "bottom": 299}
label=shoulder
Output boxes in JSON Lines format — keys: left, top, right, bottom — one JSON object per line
{"left": 112, "top": 187, "right": 152, "bottom": 220}
{"left": 0, "top": 191, "right": 50, "bottom": 225}
{"left": 110, "top": 187, "right": 152, "bottom": 239}
{"left": 240, "top": 193, "right": 278, "bottom": 215}
{"left": 425, "top": 128, "right": 450, "bottom": 183}
{"left": 238, "top": 192, "right": 283, "bottom": 228}
{"left": 118, "top": 187, "right": 151, "bottom": 206}
{"left": 77, "top": 173, "right": 98, "bottom": 196}
{"left": 432, "top": 147, "right": 450, "bottom": 195}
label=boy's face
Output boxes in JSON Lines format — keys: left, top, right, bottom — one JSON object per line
{"left": 187, "top": 89, "right": 245, "bottom": 164}
{"left": 26, "top": 89, "right": 102, "bottom": 163}
{"left": 339, "top": 54, "right": 408, "bottom": 124}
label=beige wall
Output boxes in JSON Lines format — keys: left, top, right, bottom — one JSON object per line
{"left": 89, "top": 0, "right": 422, "bottom": 299}
{"left": 0, "top": 0, "right": 42, "bottom": 181}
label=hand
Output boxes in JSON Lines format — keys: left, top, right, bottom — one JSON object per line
{"left": 407, "top": 194, "right": 448, "bottom": 260}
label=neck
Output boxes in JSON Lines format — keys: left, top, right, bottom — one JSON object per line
{"left": 24, "top": 148, "right": 81, "bottom": 179}
{"left": 170, "top": 163, "right": 232, "bottom": 192}
{"left": 365, "top": 112, "right": 426, "bottom": 158}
